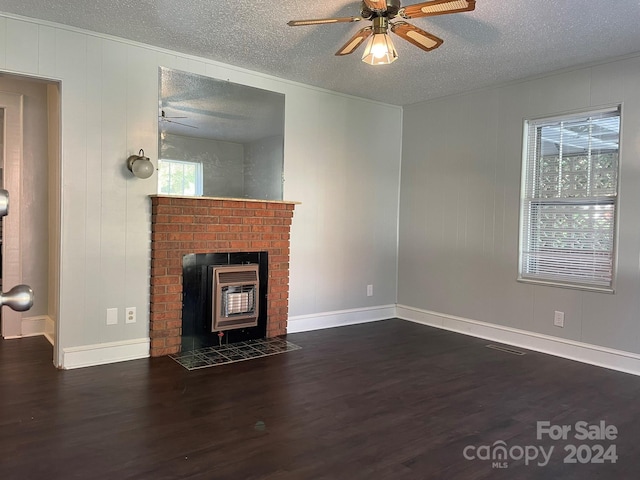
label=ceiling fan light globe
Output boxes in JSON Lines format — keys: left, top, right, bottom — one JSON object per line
{"left": 362, "top": 33, "right": 398, "bottom": 65}
{"left": 372, "top": 43, "right": 388, "bottom": 59}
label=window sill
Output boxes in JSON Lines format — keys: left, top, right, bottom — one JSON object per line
{"left": 517, "top": 277, "right": 614, "bottom": 294}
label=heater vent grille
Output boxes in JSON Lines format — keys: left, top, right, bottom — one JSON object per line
{"left": 218, "top": 270, "right": 258, "bottom": 284}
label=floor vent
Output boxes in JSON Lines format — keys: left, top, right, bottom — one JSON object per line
{"left": 486, "top": 344, "right": 526, "bottom": 356}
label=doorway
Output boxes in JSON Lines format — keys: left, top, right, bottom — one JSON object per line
{"left": 0, "top": 72, "right": 61, "bottom": 367}
{"left": 0, "top": 108, "right": 3, "bottom": 286}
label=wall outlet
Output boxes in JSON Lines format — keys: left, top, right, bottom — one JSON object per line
{"left": 106, "top": 308, "right": 118, "bottom": 325}
{"left": 367, "top": 284, "right": 373, "bottom": 297}
{"left": 126, "top": 307, "right": 136, "bottom": 324}
{"left": 554, "top": 310, "right": 565, "bottom": 328}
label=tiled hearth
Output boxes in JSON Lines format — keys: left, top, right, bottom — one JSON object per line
{"left": 149, "top": 195, "right": 297, "bottom": 357}
{"left": 170, "top": 338, "right": 301, "bottom": 370}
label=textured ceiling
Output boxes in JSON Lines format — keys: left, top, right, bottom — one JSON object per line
{"left": 1, "top": 0, "right": 640, "bottom": 106}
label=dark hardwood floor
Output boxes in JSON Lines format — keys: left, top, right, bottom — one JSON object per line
{"left": 1, "top": 319, "right": 639, "bottom": 479}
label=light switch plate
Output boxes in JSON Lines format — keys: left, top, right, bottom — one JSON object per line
{"left": 106, "top": 308, "right": 118, "bottom": 325}
{"left": 554, "top": 310, "right": 564, "bottom": 328}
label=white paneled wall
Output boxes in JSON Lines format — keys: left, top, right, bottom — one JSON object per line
{"left": 399, "top": 54, "right": 640, "bottom": 355}
{"left": 0, "top": 14, "right": 402, "bottom": 367}
{"left": 285, "top": 88, "right": 401, "bottom": 316}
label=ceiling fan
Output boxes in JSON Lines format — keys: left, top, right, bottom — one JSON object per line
{"left": 287, "top": 0, "right": 476, "bottom": 65}
{"left": 159, "top": 110, "right": 197, "bottom": 129}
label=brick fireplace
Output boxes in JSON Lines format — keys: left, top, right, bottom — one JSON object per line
{"left": 149, "top": 195, "right": 297, "bottom": 357}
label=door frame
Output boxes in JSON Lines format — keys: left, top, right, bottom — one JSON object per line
{"left": 0, "top": 72, "right": 62, "bottom": 369}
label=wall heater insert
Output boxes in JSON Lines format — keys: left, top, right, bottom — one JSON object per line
{"left": 212, "top": 264, "right": 260, "bottom": 331}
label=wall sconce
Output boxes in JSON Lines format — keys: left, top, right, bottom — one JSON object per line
{"left": 126, "top": 149, "right": 155, "bottom": 179}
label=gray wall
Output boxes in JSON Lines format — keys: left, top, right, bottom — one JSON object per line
{"left": 398, "top": 54, "right": 640, "bottom": 354}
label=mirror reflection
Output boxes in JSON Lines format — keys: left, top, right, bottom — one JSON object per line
{"left": 158, "top": 67, "right": 285, "bottom": 200}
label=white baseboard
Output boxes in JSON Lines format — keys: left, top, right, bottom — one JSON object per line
{"left": 20, "top": 315, "right": 55, "bottom": 340}
{"left": 397, "top": 305, "right": 640, "bottom": 376}
{"left": 49, "top": 304, "right": 640, "bottom": 374}
{"left": 287, "top": 305, "right": 396, "bottom": 334}
{"left": 62, "top": 338, "right": 150, "bottom": 369}
{"left": 43, "top": 331, "right": 55, "bottom": 346}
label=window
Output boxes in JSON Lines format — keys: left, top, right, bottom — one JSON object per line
{"left": 519, "top": 107, "right": 621, "bottom": 290}
{"left": 157, "top": 159, "right": 203, "bottom": 196}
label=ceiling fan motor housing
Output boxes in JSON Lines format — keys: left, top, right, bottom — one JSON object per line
{"left": 361, "top": 0, "right": 401, "bottom": 19}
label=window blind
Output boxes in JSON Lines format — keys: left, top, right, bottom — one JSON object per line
{"left": 520, "top": 107, "right": 620, "bottom": 288}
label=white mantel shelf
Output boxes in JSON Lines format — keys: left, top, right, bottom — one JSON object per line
{"left": 150, "top": 195, "right": 301, "bottom": 205}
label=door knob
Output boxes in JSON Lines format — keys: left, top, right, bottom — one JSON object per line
{"left": 0, "top": 284, "right": 34, "bottom": 312}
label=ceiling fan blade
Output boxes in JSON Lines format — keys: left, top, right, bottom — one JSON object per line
{"left": 401, "top": 0, "right": 475, "bottom": 19}
{"left": 287, "top": 17, "right": 361, "bottom": 26}
{"left": 363, "top": 0, "right": 388, "bottom": 11}
{"left": 335, "top": 27, "right": 373, "bottom": 56}
{"left": 391, "top": 21, "right": 443, "bottom": 52}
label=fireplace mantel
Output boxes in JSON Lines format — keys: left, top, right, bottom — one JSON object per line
{"left": 149, "top": 195, "right": 299, "bottom": 357}
{"left": 151, "top": 194, "right": 301, "bottom": 205}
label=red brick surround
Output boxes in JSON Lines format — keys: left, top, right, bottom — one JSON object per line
{"left": 149, "top": 195, "right": 297, "bottom": 357}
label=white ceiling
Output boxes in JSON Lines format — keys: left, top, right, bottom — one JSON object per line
{"left": 1, "top": 0, "right": 640, "bottom": 106}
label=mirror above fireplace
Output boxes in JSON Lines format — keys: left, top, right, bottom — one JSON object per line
{"left": 158, "top": 67, "right": 285, "bottom": 200}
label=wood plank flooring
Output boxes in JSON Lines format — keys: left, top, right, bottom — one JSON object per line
{"left": 2, "top": 319, "right": 640, "bottom": 479}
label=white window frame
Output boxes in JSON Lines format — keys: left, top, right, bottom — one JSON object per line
{"left": 518, "top": 106, "right": 621, "bottom": 292}
{"left": 157, "top": 159, "right": 203, "bottom": 196}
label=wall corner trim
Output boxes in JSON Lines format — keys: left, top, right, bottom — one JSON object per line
{"left": 62, "top": 338, "right": 150, "bottom": 369}
{"left": 397, "top": 305, "right": 640, "bottom": 377}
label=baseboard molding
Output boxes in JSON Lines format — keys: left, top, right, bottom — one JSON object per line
{"left": 43, "top": 331, "right": 55, "bottom": 346}
{"left": 62, "top": 338, "right": 150, "bottom": 370}
{"left": 287, "top": 305, "right": 396, "bottom": 334}
{"left": 50, "top": 304, "right": 640, "bottom": 373}
{"left": 20, "top": 315, "right": 55, "bottom": 340}
{"left": 397, "top": 305, "right": 640, "bottom": 376}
